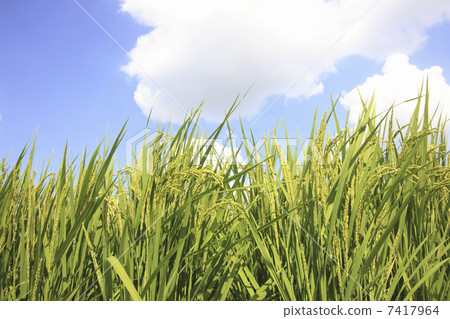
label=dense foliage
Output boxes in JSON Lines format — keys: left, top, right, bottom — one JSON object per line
{"left": 1, "top": 88, "right": 449, "bottom": 300}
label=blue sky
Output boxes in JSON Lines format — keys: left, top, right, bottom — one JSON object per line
{"left": 1, "top": 0, "right": 450, "bottom": 170}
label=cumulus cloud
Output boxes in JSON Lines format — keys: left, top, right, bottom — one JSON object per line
{"left": 340, "top": 53, "right": 450, "bottom": 130}
{"left": 120, "top": 0, "right": 450, "bottom": 122}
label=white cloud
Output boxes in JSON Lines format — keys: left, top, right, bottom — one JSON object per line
{"left": 120, "top": 0, "right": 450, "bottom": 123}
{"left": 340, "top": 53, "right": 450, "bottom": 131}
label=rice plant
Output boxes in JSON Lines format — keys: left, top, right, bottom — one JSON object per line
{"left": 0, "top": 87, "right": 449, "bottom": 300}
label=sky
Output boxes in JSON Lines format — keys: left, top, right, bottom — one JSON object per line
{"left": 1, "top": 0, "right": 450, "bottom": 171}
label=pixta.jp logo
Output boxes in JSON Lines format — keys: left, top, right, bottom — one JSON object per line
{"left": 126, "top": 129, "right": 324, "bottom": 175}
